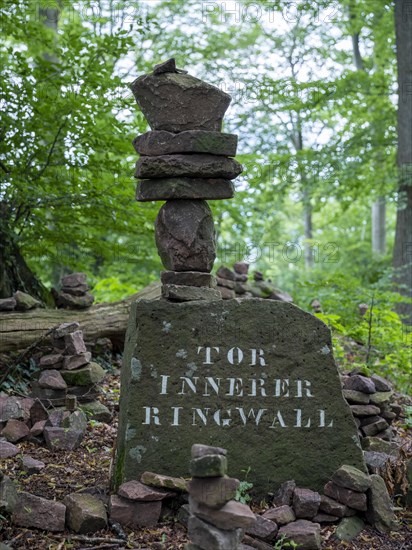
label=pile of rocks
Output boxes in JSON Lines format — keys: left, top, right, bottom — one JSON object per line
{"left": 110, "top": 474, "right": 184, "bottom": 529}
{"left": 185, "top": 444, "right": 256, "bottom": 550}
{"left": 131, "top": 58, "right": 242, "bottom": 303}
{"left": 32, "top": 322, "right": 108, "bottom": 415}
{"left": 341, "top": 371, "right": 400, "bottom": 441}
{"left": 240, "top": 464, "right": 396, "bottom": 549}
{"left": 215, "top": 263, "right": 294, "bottom": 303}
{"left": 0, "top": 291, "right": 41, "bottom": 312}
{"left": 53, "top": 272, "right": 94, "bottom": 309}
{"left": 0, "top": 393, "right": 88, "bottom": 452}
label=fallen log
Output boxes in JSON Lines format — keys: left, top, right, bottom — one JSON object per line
{"left": 0, "top": 282, "right": 161, "bottom": 353}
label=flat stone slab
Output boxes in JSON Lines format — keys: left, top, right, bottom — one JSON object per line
{"left": 278, "top": 519, "right": 321, "bottom": 550}
{"left": 114, "top": 299, "right": 366, "bottom": 498}
{"left": 161, "top": 271, "right": 217, "bottom": 289}
{"left": 162, "top": 284, "right": 221, "bottom": 303}
{"left": 12, "top": 492, "right": 66, "bottom": 532}
{"left": 136, "top": 178, "right": 235, "bottom": 201}
{"left": 140, "top": 471, "right": 187, "bottom": 492}
{"left": 188, "top": 515, "right": 243, "bottom": 550}
{"left": 135, "top": 154, "right": 243, "bottom": 180}
{"left": 189, "top": 497, "right": 256, "bottom": 530}
{"left": 134, "top": 130, "right": 238, "bottom": 157}
{"left": 64, "top": 493, "right": 107, "bottom": 534}
{"left": 118, "top": 480, "right": 173, "bottom": 501}
{"left": 130, "top": 69, "right": 231, "bottom": 133}
{"left": 109, "top": 494, "right": 161, "bottom": 527}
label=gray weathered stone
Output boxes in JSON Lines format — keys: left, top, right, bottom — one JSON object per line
{"left": 137, "top": 177, "right": 235, "bottom": 201}
{"left": 64, "top": 493, "right": 108, "bottom": 534}
{"left": 187, "top": 477, "right": 239, "bottom": 508}
{"left": 13, "top": 291, "right": 40, "bottom": 311}
{"left": 61, "top": 362, "right": 105, "bottom": 386}
{"left": 335, "top": 516, "right": 365, "bottom": 541}
{"left": 216, "top": 277, "right": 236, "bottom": 290}
{"left": 0, "top": 475, "right": 19, "bottom": 514}
{"left": 0, "top": 397, "right": 23, "bottom": 422}
{"left": 0, "top": 298, "right": 16, "bottom": 311}
{"left": 64, "top": 330, "right": 87, "bottom": 355}
{"left": 331, "top": 465, "right": 371, "bottom": 492}
{"left": 0, "top": 441, "right": 20, "bottom": 459}
{"left": 12, "top": 492, "right": 66, "bottom": 531}
{"left": 272, "top": 480, "right": 296, "bottom": 506}
{"left": 1, "top": 419, "right": 29, "bottom": 443}
{"left": 319, "top": 495, "right": 355, "bottom": 518}
{"left": 245, "top": 514, "right": 278, "bottom": 541}
{"left": 162, "top": 271, "right": 217, "bottom": 289}
{"left": 369, "top": 391, "right": 393, "bottom": 405}
{"left": 350, "top": 404, "right": 381, "bottom": 417}
{"left": 21, "top": 456, "right": 45, "bottom": 474}
{"left": 370, "top": 374, "right": 392, "bottom": 392}
{"left": 188, "top": 515, "right": 243, "bottom": 550}
{"left": 262, "top": 505, "right": 295, "bottom": 525}
{"left": 130, "top": 68, "right": 231, "bottom": 133}
{"left": 323, "top": 482, "right": 367, "bottom": 511}
{"left": 192, "top": 444, "right": 227, "bottom": 458}
{"left": 155, "top": 200, "right": 216, "bottom": 272}
{"left": 189, "top": 497, "right": 256, "bottom": 530}
{"left": 361, "top": 418, "right": 389, "bottom": 436}
{"left": 118, "top": 480, "right": 173, "bottom": 501}
{"left": 57, "top": 291, "right": 94, "bottom": 309}
{"left": 343, "top": 375, "right": 376, "bottom": 394}
{"left": 278, "top": 519, "right": 321, "bottom": 550}
{"left": 216, "top": 266, "right": 236, "bottom": 281}
{"left": 114, "top": 299, "right": 366, "bottom": 498}
{"left": 190, "top": 454, "right": 227, "bottom": 477}
{"left": 136, "top": 154, "right": 242, "bottom": 180}
{"left": 342, "top": 390, "right": 370, "bottom": 405}
{"left": 134, "top": 130, "right": 238, "bottom": 157}
{"left": 292, "top": 488, "right": 321, "bottom": 519}
{"left": 365, "top": 473, "right": 396, "bottom": 532}
{"left": 140, "top": 471, "right": 187, "bottom": 492}
{"left": 361, "top": 437, "right": 399, "bottom": 454}
{"left": 39, "top": 354, "right": 63, "bottom": 369}
{"left": 43, "top": 427, "right": 83, "bottom": 451}
{"left": 63, "top": 352, "right": 92, "bottom": 370}
{"left": 162, "top": 284, "right": 221, "bottom": 302}
{"left": 38, "top": 369, "right": 67, "bottom": 390}
{"left": 53, "top": 321, "right": 80, "bottom": 338}
{"left": 80, "top": 401, "right": 112, "bottom": 423}
{"left": 313, "top": 512, "right": 339, "bottom": 523}
{"left": 109, "top": 494, "right": 161, "bottom": 527}
{"left": 364, "top": 451, "right": 396, "bottom": 472}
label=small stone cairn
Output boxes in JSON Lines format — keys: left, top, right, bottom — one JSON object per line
{"left": 186, "top": 444, "right": 256, "bottom": 550}
{"left": 216, "top": 262, "right": 294, "bottom": 302}
{"left": 53, "top": 272, "right": 94, "bottom": 309}
{"left": 32, "top": 322, "right": 106, "bottom": 409}
{"left": 131, "top": 57, "right": 243, "bottom": 302}
{"left": 0, "top": 291, "right": 41, "bottom": 311}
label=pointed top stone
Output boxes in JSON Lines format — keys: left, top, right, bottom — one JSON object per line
{"left": 130, "top": 61, "right": 231, "bottom": 133}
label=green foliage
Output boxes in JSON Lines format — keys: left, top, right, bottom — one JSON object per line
{"left": 274, "top": 534, "right": 298, "bottom": 549}
{"left": 235, "top": 466, "right": 254, "bottom": 504}
{"left": 296, "top": 268, "right": 411, "bottom": 393}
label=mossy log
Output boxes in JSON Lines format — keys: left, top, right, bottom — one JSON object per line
{"left": 0, "top": 282, "right": 161, "bottom": 353}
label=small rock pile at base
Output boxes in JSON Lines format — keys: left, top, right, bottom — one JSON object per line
{"left": 32, "top": 322, "right": 107, "bottom": 413}
{"left": 241, "top": 464, "right": 397, "bottom": 549}
{"left": 131, "top": 58, "right": 243, "bottom": 303}
{"left": 185, "top": 444, "right": 256, "bottom": 550}
{"left": 0, "top": 291, "right": 41, "bottom": 312}
{"left": 52, "top": 272, "right": 94, "bottom": 309}
{"left": 341, "top": 370, "right": 401, "bottom": 441}
{"left": 216, "top": 263, "right": 294, "bottom": 302}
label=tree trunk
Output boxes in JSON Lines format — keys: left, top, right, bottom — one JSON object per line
{"left": 372, "top": 197, "right": 386, "bottom": 255}
{"left": 393, "top": 0, "right": 412, "bottom": 322}
{"left": 0, "top": 283, "right": 161, "bottom": 353}
{"left": 0, "top": 203, "right": 53, "bottom": 305}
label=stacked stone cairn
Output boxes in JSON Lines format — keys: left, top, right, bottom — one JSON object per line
{"left": 185, "top": 444, "right": 256, "bottom": 550}
{"left": 30, "top": 322, "right": 110, "bottom": 441}
{"left": 131, "top": 58, "right": 243, "bottom": 302}
{"left": 53, "top": 272, "right": 94, "bottom": 309}
{"left": 216, "top": 262, "right": 294, "bottom": 302}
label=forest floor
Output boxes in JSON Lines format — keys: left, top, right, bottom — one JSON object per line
{"left": 0, "top": 367, "right": 411, "bottom": 550}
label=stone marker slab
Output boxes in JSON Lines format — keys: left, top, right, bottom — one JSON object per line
{"left": 136, "top": 178, "right": 235, "bottom": 201}
{"left": 114, "top": 299, "right": 366, "bottom": 498}
{"left": 133, "top": 130, "right": 238, "bottom": 157}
